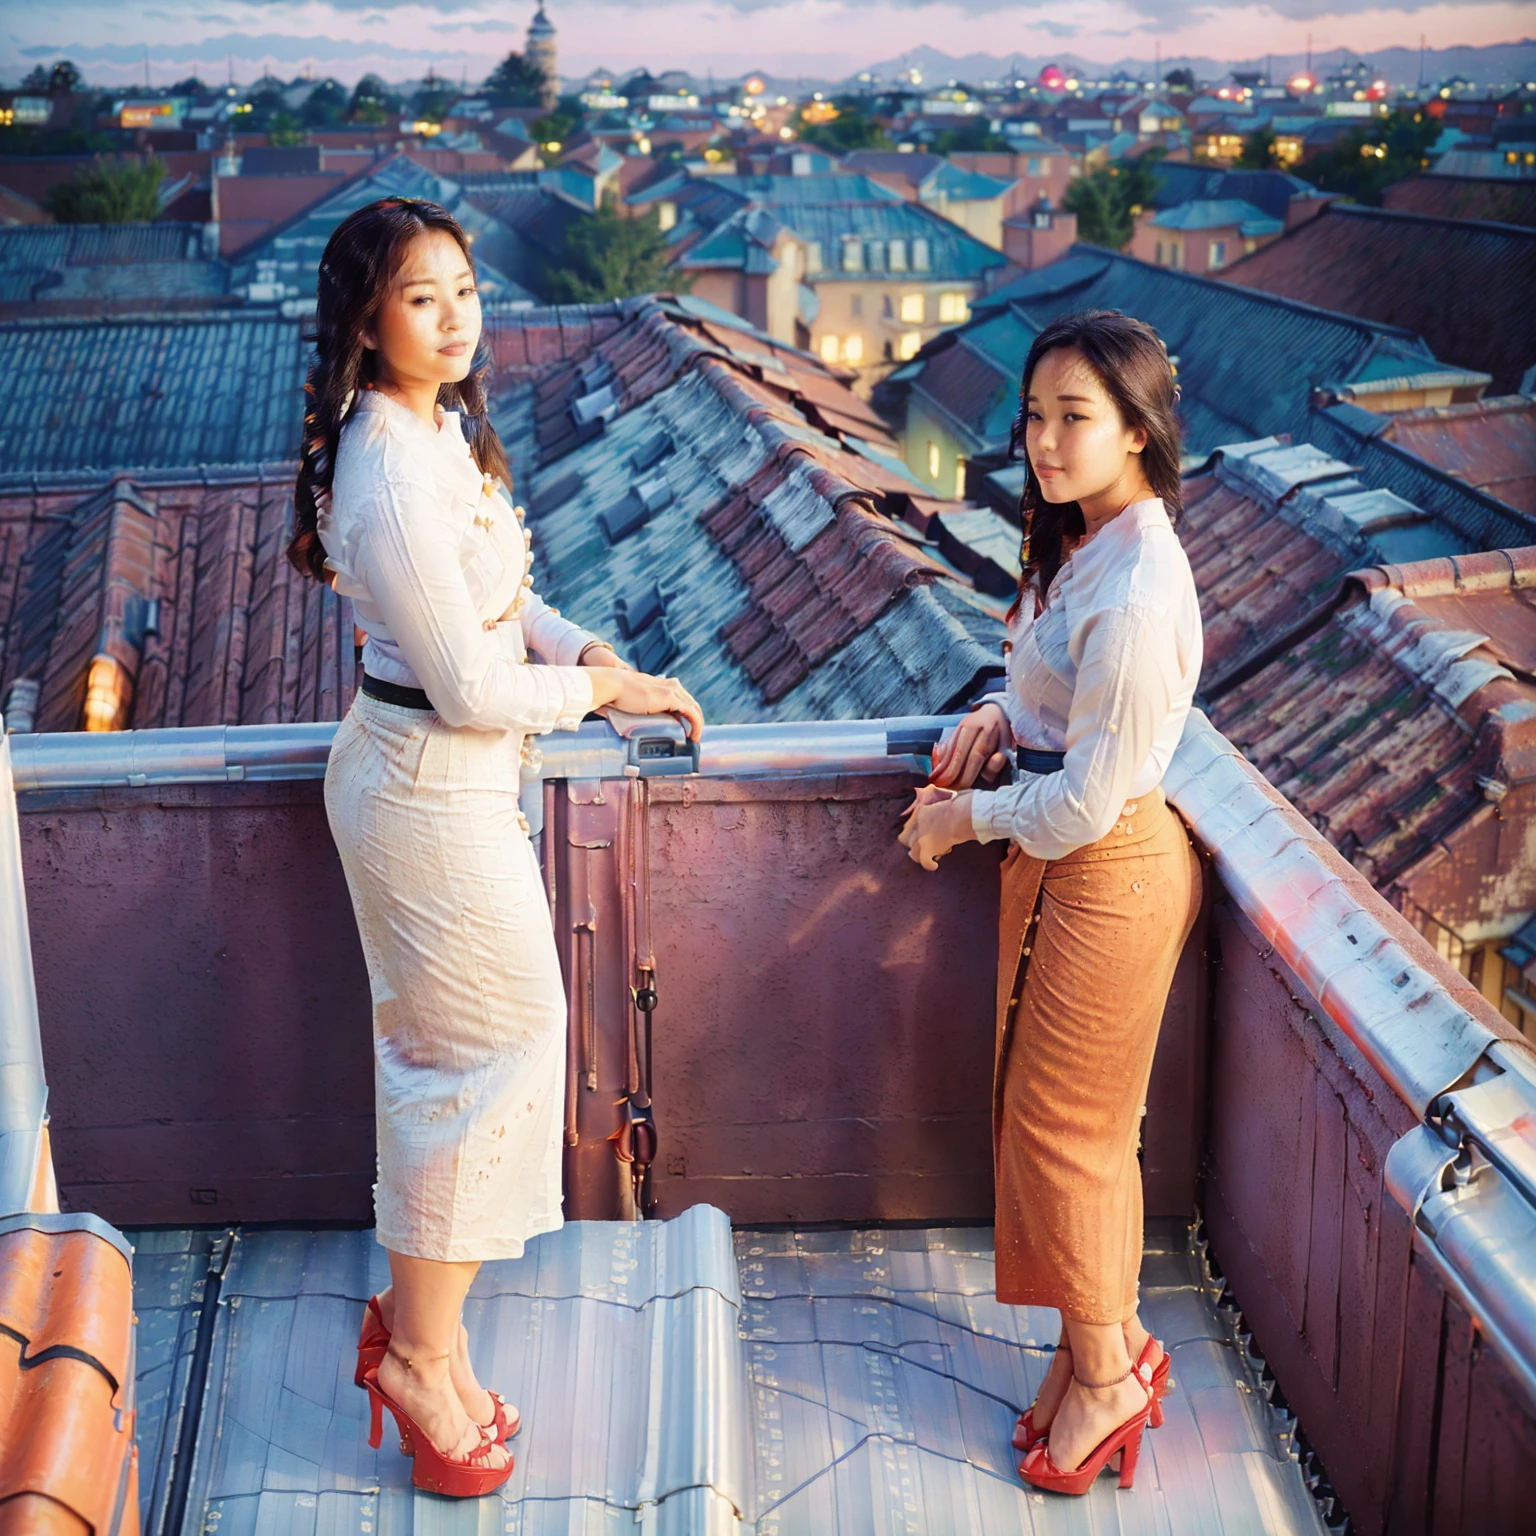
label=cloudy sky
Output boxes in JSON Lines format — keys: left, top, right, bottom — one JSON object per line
{"left": 5, "top": 0, "right": 1532, "bottom": 87}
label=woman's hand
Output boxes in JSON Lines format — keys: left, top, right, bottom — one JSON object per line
{"left": 588, "top": 667, "right": 705, "bottom": 742}
{"left": 930, "top": 702, "right": 1010, "bottom": 789}
{"left": 578, "top": 641, "right": 634, "bottom": 671}
{"left": 898, "top": 784, "right": 975, "bottom": 871}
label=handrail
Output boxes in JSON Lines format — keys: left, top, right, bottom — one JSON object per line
{"left": 0, "top": 723, "right": 50, "bottom": 1216}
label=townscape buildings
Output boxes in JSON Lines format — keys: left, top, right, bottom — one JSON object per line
{"left": 2, "top": 13, "right": 1536, "bottom": 1048}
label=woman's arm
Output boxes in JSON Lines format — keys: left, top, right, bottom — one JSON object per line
{"left": 359, "top": 469, "right": 595, "bottom": 733}
{"left": 968, "top": 599, "right": 1176, "bottom": 861}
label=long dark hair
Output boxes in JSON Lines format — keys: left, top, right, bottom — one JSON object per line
{"left": 288, "top": 197, "right": 512, "bottom": 582}
{"left": 1006, "top": 309, "right": 1183, "bottom": 619}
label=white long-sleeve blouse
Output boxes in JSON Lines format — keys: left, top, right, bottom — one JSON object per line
{"left": 317, "top": 388, "right": 599, "bottom": 734}
{"left": 968, "top": 496, "right": 1202, "bottom": 861}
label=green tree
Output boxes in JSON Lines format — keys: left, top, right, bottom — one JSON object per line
{"left": 1236, "top": 128, "right": 1280, "bottom": 170}
{"left": 797, "top": 97, "right": 891, "bottom": 153}
{"left": 546, "top": 199, "right": 686, "bottom": 303}
{"left": 300, "top": 78, "right": 348, "bottom": 128}
{"left": 531, "top": 96, "right": 584, "bottom": 147}
{"left": 1163, "top": 67, "right": 1196, "bottom": 91}
{"left": 484, "top": 51, "right": 548, "bottom": 108}
{"left": 48, "top": 60, "right": 84, "bottom": 95}
{"left": 1297, "top": 111, "right": 1443, "bottom": 205}
{"left": 267, "top": 111, "right": 305, "bottom": 147}
{"left": 930, "top": 120, "right": 1010, "bottom": 154}
{"left": 45, "top": 156, "right": 164, "bottom": 222}
{"left": 1062, "top": 155, "right": 1162, "bottom": 250}
{"left": 171, "top": 76, "right": 206, "bottom": 95}
{"left": 349, "top": 74, "right": 396, "bottom": 125}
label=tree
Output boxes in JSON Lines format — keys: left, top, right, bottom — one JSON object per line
{"left": 1062, "top": 155, "right": 1162, "bottom": 249}
{"left": 267, "top": 111, "right": 305, "bottom": 147}
{"left": 21, "top": 59, "right": 82, "bottom": 95}
{"left": 1164, "top": 68, "right": 1196, "bottom": 91}
{"left": 1236, "top": 128, "right": 1280, "bottom": 170}
{"left": 411, "top": 78, "right": 455, "bottom": 123}
{"left": 171, "top": 76, "right": 206, "bottom": 95}
{"left": 930, "top": 120, "right": 1010, "bottom": 154}
{"left": 45, "top": 156, "right": 164, "bottom": 222}
{"left": 484, "top": 51, "right": 548, "bottom": 108}
{"left": 349, "top": 74, "right": 396, "bottom": 125}
{"left": 531, "top": 96, "right": 584, "bottom": 148}
{"left": 300, "top": 78, "right": 348, "bottom": 128}
{"left": 1296, "top": 111, "right": 1444, "bottom": 205}
{"left": 546, "top": 199, "right": 685, "bottom": 303}
{"left": 797, "top": 97, "right": 890, "bottom": 153}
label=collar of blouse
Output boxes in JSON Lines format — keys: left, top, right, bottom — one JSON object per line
{"left": 351, "top": 388, "right": 487, "bottom": 495}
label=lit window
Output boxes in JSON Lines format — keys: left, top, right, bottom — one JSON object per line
{"left": 819, "top": 334, "right": 841, "bottom": 363}
{"left": 1027, "top": 156, "right": 1041, "bottom": 176}
{"left": 841, "top": 237, "right": 863, "bottom": 272}
{"left": 955, "top": 455, "right": 967, "bottom": 497}
{"left": 937, "top": 291, "right": 969, "bottom": 323}
{"left": 899, "top": 331, "right": 922, "bottom": 360}
{"left": 927, "top": 441, "right": 941, "bottom": 479}
{"left": 866, "top": 240, "right": 886, "bottom": 272}
{"left": 842, "top": 334, "right": 864, "bottom": 364}
{"left": 806, "top": 241, "right": 823, "bottom": 273}
{"left": 911, "top": 238, "right": 931, "bottom": 271}
{"left": 1208, "top": 240, "right": 1226, "bottom": 269}
{"left": 888, "top": 238, "right": 907, "bottom": 271}
{"left": 900, "top": 292, "right": 925, "bottom": 323}
{"left": 657, "top": 201, "right": 677, "bottom": 232}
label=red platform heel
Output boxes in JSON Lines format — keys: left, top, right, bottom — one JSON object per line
{"left": 1019, "top": 1367, "right": 1154, "bottom": 1496}
{"left": 355, "top": 1296, "right": 521, "bottom": 1442}
{"left": 363, "top": 1365, "right": 513, "bottom": 1497}
{"left": 1135, "top": 1335, "right": 1172, "bottom": 1428}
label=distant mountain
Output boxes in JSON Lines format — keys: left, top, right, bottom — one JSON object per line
{"left": 856, "top": 38, "right": 1536, "bottom": 90}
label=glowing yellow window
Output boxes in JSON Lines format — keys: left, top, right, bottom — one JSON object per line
{"left": 899, "top": 292, "right": 925, "bottom": 324}
{"left": 938, "top": 292, "right": 969, "bottom": 323}
{"left": 955, "top": 455, "right": 967, "bottom": 497}
{"left": 841, "top": 334, "right": 864, "bottom": 365}
{"left": 927, "top": 441, "right": 941, "bottom": 479}
{"left": 819, "top": 334, "right": 841, "bottom": 364}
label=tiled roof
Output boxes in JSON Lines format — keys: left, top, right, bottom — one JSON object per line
{"left": 1383, "top": 172, "right": 1536, "bottom": 227}
{"left": 491, "top": 295, "right": 1005, "bottom": 720}
{"left": 887, "top": 246, "right": 1459, "bottom": 458}
{"left": 0, "top": 220, "right": 230, "bottom": 315}
{"left": 226, "top": 154, "right": 540, "bottom": 307}
{"left": 660, "top": 172, "right": 906, "bottom": 206}
{"left": 0, "top": 465, "right": 356, "bottom": 732}
{"left": 0, "top": 309, "right": 307, "bottom": 472}
{"left": 840, "top": 149, "right": 946, "bottom": 185}
{"left": 1205, "top": 542, "right": 1536, "bottom": 929}
{"left": 781, "top": 201, "right": 1008, "bottom": 283}
{"left": 1217, "top": 202, "right": 1536, "bottom": 393}
{"left": 1151, "top": 198, "right": 1283, "bottom": 236}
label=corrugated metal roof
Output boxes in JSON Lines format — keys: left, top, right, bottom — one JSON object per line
{"left": 895, "top": 246, "right": 1461, "bottom": 459}
{"left": 1383, "top": 172, "right": 1536, "bottom": 228}
{"left": 496, "top": 297, "right": 1003, "bottom": 722}
{"left": 1366, "top": 396, "right": 1536, "bottom": 517}
{"left": 123, "top": 1212, "right": 1326, "bottom": 1535}
{"left": 1146, "top": 165, "right": 1325, "bottom": 222}
{"left": 1218, "top": 203, "right": 1536, "bottom": 393}
{"left": 0, "top": 309, "right": 307, "bottom": 471}
{"left": 0, "top": 465, "right": 355, "bottom": 732}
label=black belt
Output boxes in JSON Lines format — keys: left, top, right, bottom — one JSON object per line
{"left": 361, "top": 673, "right": 434, "bottom": 711}
{"left": 1016, "top": 746, "right": 1066, "bottom": 775}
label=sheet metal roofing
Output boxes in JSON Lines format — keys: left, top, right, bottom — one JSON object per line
{"left": 0, "top": 220, "right": 230, "bottom": 315}
{"left": 1144, "top": 166, "right": 1326, "bottom": 222}
{"left": 0, "top": 465, "right": 356, "bottom": 733}
{"left": 1205, "top": 544, "right": 1536, "bottom": 929}
{"left": 1383, "top": 172, "right": 1536, "bottom": 228}
{"left": 0, "top": 309, "right": 307, "bottom": 472}
{"left": 1218, "top": 202, "right": 1536, "bottom": 394}
{"left": 124, "top": 1211, "right": 1326, "bottom": 1536}
{"left": 885, "top": 246, "right": 1457, "bottom": 458}
{"left": 493, "top": 296, "right": 1005, "bottom": 722}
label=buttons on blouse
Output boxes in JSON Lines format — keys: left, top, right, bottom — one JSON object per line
{"left": 482, "top": 617, "right": 497, "bottom": 632}
{"left": 513, "top": 503, "right": 527, "bottom": 522}
{"left": 475, "top": 512, "right": 495, "bottom": 530}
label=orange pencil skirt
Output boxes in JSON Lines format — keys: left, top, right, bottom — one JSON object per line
{"left": 992, "top": 786, "right": 1202, "bottom": 1325}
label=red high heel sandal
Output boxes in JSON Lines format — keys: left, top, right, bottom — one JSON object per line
{"left": 1019, "top": 1367, "right": 1154, "bottom": 1496}
{"left": 355, "top": 1296, "right": 521, "bottom": 1442}
{"left": 363, "top": 1365, "right": 513, "bottom": 1497}
{"left": 1012, "top": 1344, "right": 1070, "bottom": 1454}
{"left": 1136, "top": 1335, "right": 1172, "bottom": 1428}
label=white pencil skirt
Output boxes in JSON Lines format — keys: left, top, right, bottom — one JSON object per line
{"left": 324, "top": 690, "right": 567, "bottom": 1262}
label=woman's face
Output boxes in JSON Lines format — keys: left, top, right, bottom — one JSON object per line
{"left": 363, "top": 228, "right": 482, "bottom": 390}
{"left": 1022, "top": 345, "right": 1147, "bottom": 506}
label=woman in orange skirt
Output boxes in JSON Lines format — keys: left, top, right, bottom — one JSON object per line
{"left": 900, "top": 310, "right": 1203, "bottom": 1497}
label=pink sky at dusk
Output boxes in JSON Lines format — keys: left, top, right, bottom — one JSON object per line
{"left": 5, "top": 1, "right": 1533, "bottom": 86}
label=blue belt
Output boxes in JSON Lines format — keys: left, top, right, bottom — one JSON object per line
{"left": 1016, "top": 746, "right": 1066, "bottom": 775}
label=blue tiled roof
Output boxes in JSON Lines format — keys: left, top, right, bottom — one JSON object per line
{"left": 778, "top": 201, "right": 1008, "bottom": 283}
{"left": 922, "top": 162, "right": 1016, "bottom": 201}
{"left": 227, "top": 155, "right": 540, "bottom": 306}
{"left": 0, "top": 222, "right": 229, "bottom": 311}
{"left": 893, "top": 246, "right": 1457, "bottom": 458}
{"left": 1152, "top": 199, "right": 1285, "bottom": 236}
{"left": 695, "top": 173, "right": 907, "bottom": 205}
{"left": 0, "top": 310, "right": 306, "bottom": 471}
{"left": 1145, "top": 166, "right": 1325, "bottom": 223}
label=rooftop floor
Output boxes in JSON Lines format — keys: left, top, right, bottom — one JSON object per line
{"left": 127, "top": 1208, "right": 1325, "bottom": 1536}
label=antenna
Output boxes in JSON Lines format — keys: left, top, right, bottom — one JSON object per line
{"left": 144, "top": 43, "right": 150, "bottom": 90}
{"left": 1306, "top": 32, "right": 1312, "bottom": 74}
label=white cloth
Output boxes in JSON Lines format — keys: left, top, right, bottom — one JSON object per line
{"left": 968, "top": 497, "right": 1202, "bottom": 862}
{"left": 319, "top": 388, "right": 602, "bottom": 1262}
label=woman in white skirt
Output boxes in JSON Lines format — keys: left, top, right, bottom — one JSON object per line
{"left": 288, "top": 197, "right": 702, "bottom": 1496}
